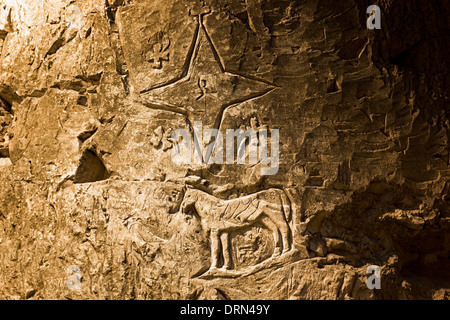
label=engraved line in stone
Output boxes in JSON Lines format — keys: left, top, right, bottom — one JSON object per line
{"left": 200, "top": 17, "right": 226, "bottom": 73}
{"left": 140, "top": 100, "right": 188, "bottom": 117}
{"left": 201, "top": 14, "right": 279, "bottom": 88}
{"left": 139, "top": 12, "right": 278, "bottom": 164}
{"left": 140, "top": 21, "right": 201, "bottom": 94}
{"left": 202, "top": 86, "right": 276, "bottom": 165}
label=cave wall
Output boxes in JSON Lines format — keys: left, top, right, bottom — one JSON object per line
{"left": 0, "top": 0, "right": 448, "bottom": 299}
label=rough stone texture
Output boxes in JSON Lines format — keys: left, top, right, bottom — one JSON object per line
{"left": 0, "top": 0, "right": 448, "bottom": 300}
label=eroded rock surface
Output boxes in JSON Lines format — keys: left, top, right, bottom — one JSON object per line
{"left": 0, "top": 0, "right": 448, "bottom": 299}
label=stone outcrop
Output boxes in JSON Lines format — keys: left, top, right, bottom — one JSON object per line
{"left": 0, "top": 0, "right": 448, "bottom": 299}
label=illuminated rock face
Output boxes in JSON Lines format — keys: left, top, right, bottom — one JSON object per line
{"left": 0, "top": 0, "right": 448, "bottom": 300}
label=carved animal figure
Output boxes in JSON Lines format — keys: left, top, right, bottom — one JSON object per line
{"left": 179, "top": 187, "right": 292, "bottom": 270}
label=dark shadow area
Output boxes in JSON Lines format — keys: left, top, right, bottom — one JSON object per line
{"left": 74, "top": 149, "right": 110, "bottom": 183}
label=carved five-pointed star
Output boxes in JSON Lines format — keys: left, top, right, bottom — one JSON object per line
{"left": 138, "top": 15, "right": 276, "bottom": 135}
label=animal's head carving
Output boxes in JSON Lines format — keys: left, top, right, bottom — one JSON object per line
{"left": 180, "top": 186, "right": 198, "bottom": 214}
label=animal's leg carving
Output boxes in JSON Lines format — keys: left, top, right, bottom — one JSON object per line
{"left": 210, "top": 229, "right": 220, "bottom": 270}
{"left": 279, "top": 222, "right": 291, "bottom": 254}
{"left": 261, "top": 216, "right": 282, "bottom": 257}
{"left": 266, "top": 208, "right": 291, "bottom": 254}
{"left": 220, "top": 232, "right": 231, "bottom": 270}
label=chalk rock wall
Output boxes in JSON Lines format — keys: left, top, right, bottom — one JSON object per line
{"left": 0, "top": 0, "right": 448, "bottom": 299}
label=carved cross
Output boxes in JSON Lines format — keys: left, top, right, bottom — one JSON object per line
{"left": 146, "top": 42, "right": 170, "bottom": 69}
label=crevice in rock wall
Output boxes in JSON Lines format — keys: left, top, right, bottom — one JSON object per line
{"left": 0, "top": 95, "right": 12, "bottom": 114}
{"left": 0, "top": 148, "right": 9, "bottom": 158}
{"left": 45, "top": 33, "right": 66, "bottom": 58}
{"left": 74, "top": 149, "right": 110, "bottom": 183}
{"left": 0, "top": 6, "right": 13, "bottom": 40}
{"left": 0, "top": 95, "right": 12, "bottom": 159}
{"left": 37, "top": 25, "right": 80, "bottom": 71}
{"left": 77, "top": 127, "right": 98, "bottom": 143}
{"left": 105, "top": 0, "right": 130, "bottom": 95}
{"left": 0, "top": 85, "right": 22, "bottom": 110}
{"left": 77, "top": 95, "right": 88, "bottom": 106}
{"left": 76, "top": 73, "right": 103, "bottom": 86}
{"left": 50, "top": 78, "right": 97, "bottom": 93}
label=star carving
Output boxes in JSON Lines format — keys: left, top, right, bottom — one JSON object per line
{"left": 138, "top": 9, "right": 276, "bottom": 140}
